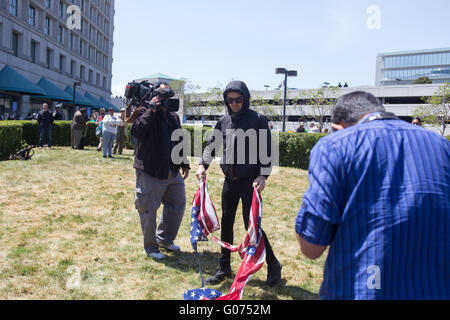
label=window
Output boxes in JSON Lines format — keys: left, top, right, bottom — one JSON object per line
{"left": 58, "top": 25, "right": 63, "bottom": 43}
{"left": 59, "top": 54, "right": 66, "bottom": 73}
{"left": 12, "top": 32, "right": 18, "bottom": 56}
{"left": 103, "top": 76, "right": 106, "bottom": 89}
{"left": 9, "top": 0, "right": 17, "bottom": 16}
{"left": 46, "top": 48, "right": 52, "bottom": 69}
{"left": 45, "top": 17, "right": 50, "bottom": 35}
{"left": 59, "top": 1, "right": 64, "bottom": 18}
{"left": 70, "top": 33, "right": 74, "bottom": 49}
{"left": 31, "top": 41, "right": 36, "bottom": 63}
{"left": 89, "top": 69, "right": 93, "bottom": 83}
{"left": 79, "top": 39, "right": 83, "bottom": 55}
{"left": 80, "top": 65, "right": 85, "bottom": 81}
{"left": 70, "top": 60, "right": 75, "bottom": 76}
{"left": 29, "top": 6, "right": 36, "bottom": 27}
{"left": 45, "top": 0, "right": 51, "bottom": 8}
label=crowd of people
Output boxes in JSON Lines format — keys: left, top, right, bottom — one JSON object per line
{"left": 32, "top": 102, "right": 129, "bottom": 158}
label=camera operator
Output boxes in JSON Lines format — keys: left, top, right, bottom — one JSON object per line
{"left": 131, "top": 83, "right": 190, "bottom": 260}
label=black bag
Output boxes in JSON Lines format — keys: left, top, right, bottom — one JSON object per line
{"left": 77, "top": 126, "right": 89, "bottom": 150}
{"left": 9, "top": 146, "right": 35, "bottom": 160}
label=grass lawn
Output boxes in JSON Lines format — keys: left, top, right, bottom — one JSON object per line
{"left": 0, "top": 146, "right": 325, "bottom": 300}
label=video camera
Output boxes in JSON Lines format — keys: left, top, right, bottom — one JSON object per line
{"left": 124, "top": 80, "right": 180, "bottom": 112}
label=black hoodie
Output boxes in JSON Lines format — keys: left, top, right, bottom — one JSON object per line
{"left": 202, "top": 80, "right": 272, "bottom": 180}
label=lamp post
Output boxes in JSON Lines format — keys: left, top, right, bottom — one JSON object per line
{"left": 275, "top": 68, "right": 297, "bottom": 132}
{"left": 72, "top": 81, "right": 81, "bottom": 117}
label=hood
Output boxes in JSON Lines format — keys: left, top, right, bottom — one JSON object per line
{"left": 223, "top": 80, "right": 251, "bottom": 120}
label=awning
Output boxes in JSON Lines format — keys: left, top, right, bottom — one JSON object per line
{"left": 0, "top": 65, "right": 46, "bottom": 96}
{"left": 84, "top": 92, "right": 107, "bottom": 110}
{"left": 35, "top": 77, "right": 73, "bottom": 101}
{"left": 64, "top": 86, "right": 96, "bottom": 107}
{"left": 99, "top": 97, "right": 120, "bottom": 112}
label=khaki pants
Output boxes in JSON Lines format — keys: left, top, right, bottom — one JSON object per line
{"left": 134, "top": 169, "right": 186, "bottom": 254}
{"left": 71, "top": 128, "right": 83, "bottom": 149}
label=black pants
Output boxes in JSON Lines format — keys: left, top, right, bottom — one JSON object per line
{"left": 219, "top": 177, "right": 277, "bottom": 269}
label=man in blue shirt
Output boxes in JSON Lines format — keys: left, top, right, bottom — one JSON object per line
{"left": 295, "top": 91, "right": 450, "bottom": 299}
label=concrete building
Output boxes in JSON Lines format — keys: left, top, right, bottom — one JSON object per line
{"left": 183, "top": 83, "right": 449, "bottom": 136}
{"left": 376, "top": 48, "right": 450, "bottom": 86}
{"left": 0, "top": 0, "right": 115, "bottom": 120}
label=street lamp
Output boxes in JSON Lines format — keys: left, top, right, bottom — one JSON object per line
{"left": 72, "top": 81, "right": 81, "bottom": 118}
{"left": 275, "top": 68, "right": 298, "bottom": 132}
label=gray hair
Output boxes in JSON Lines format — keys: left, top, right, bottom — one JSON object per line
{"left": 331, "top": 91, "right": 385, "bottom": 125}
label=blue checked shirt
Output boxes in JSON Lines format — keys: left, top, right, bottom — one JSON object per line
{"left": 296, "top": 115, "right": 450, "bottom": 300}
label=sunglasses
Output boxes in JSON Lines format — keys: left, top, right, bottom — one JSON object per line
{"left": 226, "top": 97, "right": 243, "bottom": 104}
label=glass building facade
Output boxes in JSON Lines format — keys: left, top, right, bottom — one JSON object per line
{"left": 377, "top": 48, "right": 450, "bottom": 85}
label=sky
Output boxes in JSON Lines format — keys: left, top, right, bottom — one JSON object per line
{"left": 110, "top": 0, "right": 450, "bottom": 96}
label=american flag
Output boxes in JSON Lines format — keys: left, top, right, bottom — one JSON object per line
{"left": 186, "top": 179, "right": 266, "bottom": 300}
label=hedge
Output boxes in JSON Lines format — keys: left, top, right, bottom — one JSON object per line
{"left": 0, "top": 122, "right": 23, "bottom": 160}
{"left": 0, "top": 121, "right": 326, "bottom": 169}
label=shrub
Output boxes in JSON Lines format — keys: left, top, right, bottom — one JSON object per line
{"left": 278, "top": 132, "right": 326, "bottom": 170}
{"left": 0, "top": 122, "right": 23, "bottom": 160}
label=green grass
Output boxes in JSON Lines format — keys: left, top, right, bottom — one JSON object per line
{"left": 0, "top": 146, "right": 325, "bottom": 300}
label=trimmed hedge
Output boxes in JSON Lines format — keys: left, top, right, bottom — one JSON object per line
{"left": 279, "top": 132, "right": 326, "bottom": 170}
{"left": 0, "top": 122, "right": 23, "bottom": 160}
{"left": 0, "top": 121, "right": 327, "bottom": 169}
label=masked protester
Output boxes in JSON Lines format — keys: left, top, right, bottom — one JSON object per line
{"left": 196, "top": 80, "right": 282, "bottom": 287}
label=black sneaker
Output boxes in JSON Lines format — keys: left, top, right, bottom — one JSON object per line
{"left": 266, "top": 260, "right": 282, "bottom": 287}
{"left": 205, "top": 267, "right": 232, "bottom": 285}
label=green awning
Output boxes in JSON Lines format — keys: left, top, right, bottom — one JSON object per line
{"left": 35, "top": 77, "right": 73, "bottom": 101}
{"left": 64, "top": 86, "right": 96, "bottom": 107}
{"left": 99, "top": 97, "right": 120, "bottom": 112}
{"left": 84, "top": 92, "right": 106, "bottom": 110}
{"left": 0, "top": 65, "right": 46, "bottom": 95}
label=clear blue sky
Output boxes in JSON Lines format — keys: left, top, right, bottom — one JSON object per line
{"left": 111, "top": 0, "right": 450, "bottom": 95}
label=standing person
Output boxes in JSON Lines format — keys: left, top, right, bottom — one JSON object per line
{"left": 131, "top": 82, "right": 190, "bottom": 260}
{"left": 101, "top": 108, "right": 121, "bottom": 158}
{"left": 196, "top": 80, "right": 282, "bottom": 287}
{"left": 96, "top": 108, "right": 106, "bottom": 152}
{"left": 37, "top": 103, "right": 54, "bottom": 148}
{"left": 53, "top": 104, "right": 63, "bottom": 120}
{"left": 71, "top": 108, "right": 88, "bottom": 149}
{"left": 113, "top": 108, "right": 127, "bottom": 155}
{"left": 411, "top": 117, "right": 422, "bottom": 126}
{"left": 295, "top": 91, "right": 450, "bottom": 299}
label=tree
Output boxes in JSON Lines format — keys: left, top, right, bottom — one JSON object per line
{"left": 301, "top": 86, "right": 341, "bottom": 128}
{"left": 413, "top": 82, "right": 450, "bottom": 136}
{"left": 413, "top": 76, "right": 432, "bottom": 84}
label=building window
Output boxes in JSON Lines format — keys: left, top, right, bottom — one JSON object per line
{"left": 29, "top": 6, "right": 36, "bottom": 27}
{"left": 46, "top": 48, "right": 52, "bottom": 69}
{"left": 89, "top": 69, "right": 93, "bottom": 83}
{"left": 70, "top": 33, "right": 74, "bottom": 49}
{"left": 59, "top": 54, "right": 66, "bottom": 73}
{"left": 45, "top": 17, "right": 50, "bottom": 35}
{"left": 58, "top": 25, "right": 63, "bottom": 43}
{"left": 59, "top": 1, "right": 64, "bottom": 18}
{"left": 45, "top": 0, "right": 51, "bottom": 8}
{"left": 80, "top": 65, "right": 85, "bottom": 81}
{"left": 79, "top": 39, "right": 83, "bottom": 55}
{"left": 12, "top": 32, "right": 18, "bottom": 56}
{"left": 31, "top": 41, "right": 36, "bottom": 63}
{"left": 70, "top": 60, "right": 75, "bottom": 76}
{"left": 9, "top": 0, "right": 17, "bottom": 16}
{"left": 103, "top": 76, "right": 106, "bottom": 89}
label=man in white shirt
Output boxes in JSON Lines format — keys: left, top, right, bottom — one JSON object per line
{"left": 102, "top": 108, "right": 121, "bottom": 158}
